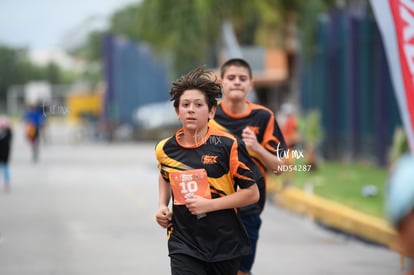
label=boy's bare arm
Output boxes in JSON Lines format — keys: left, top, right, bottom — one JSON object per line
{"left": 155, "top": 174, "right": 172, "bottom": 228}
{"left": 184, "top": 184, "right": 259, "bottom": 216}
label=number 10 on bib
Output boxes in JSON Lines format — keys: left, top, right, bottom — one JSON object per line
{"left": 169, "top": 169, "right": 212, "bottom": 205}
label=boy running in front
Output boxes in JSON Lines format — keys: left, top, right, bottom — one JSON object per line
{"left": 155, "top": 66, "right": 259, "bottom": 275}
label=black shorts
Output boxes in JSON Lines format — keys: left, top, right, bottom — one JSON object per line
{"left": 170, "top": 254, "right": 241, "bottom": 275}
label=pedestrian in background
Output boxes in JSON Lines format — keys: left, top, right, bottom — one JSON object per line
{"left": 280, "top": 103, "right": 300, "bottom": 150}
{"left": 24, "top": 104, "right": 45, "bottom": 162}
{"left": 155, "top": 66, "right": 259, "bottom": 275}
{"left": 0, "top": 115, "right": 12, "bottom": 192}
{"left": 209, "top": 58, "right": 286, "bottom": 275}
{"left": 386, "top": 154, "right": 414, "bottom": 275}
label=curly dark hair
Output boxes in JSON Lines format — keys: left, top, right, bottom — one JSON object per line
{"left": 170, "top": 66, "right": 222, "bottom": 110}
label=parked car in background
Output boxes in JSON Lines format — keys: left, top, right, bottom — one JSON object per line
{"left": 133, "top": 101, "right": 180, "bottom": 139}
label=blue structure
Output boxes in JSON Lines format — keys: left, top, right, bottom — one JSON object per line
{"left": 103, "top": 34, "right": 170, "bottom": 127}
{"left": 300, "top": 8, "right": 402, "bottom": 166}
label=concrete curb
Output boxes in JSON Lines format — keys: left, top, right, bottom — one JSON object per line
{"left": 267, "top": 176, "right": 402, "bottom": 253}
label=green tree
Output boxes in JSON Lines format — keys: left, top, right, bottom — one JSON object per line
{"left": 45, "top": 63, "right": 61, "bottom": 84}
{"left": 0, "top": 46, "right": 34, "bottom": 100}
{"left": 0, "top": 45, "right": 77, "bottom": 103}
{"left": 108, "top": 0, "right": 259, "bottom": 76}
{"left": 71, "top": 0, "right": 338, "bottom": 80}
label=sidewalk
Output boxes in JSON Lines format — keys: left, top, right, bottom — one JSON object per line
{"left": 268, "top": 177, "right": 405, "bottom": 265}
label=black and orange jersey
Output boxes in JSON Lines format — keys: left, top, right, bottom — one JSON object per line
{"left": 155, "top": 127, "right": 257, "bottom": 262}
{"left": 209, "top": 100, "right": 287, "bottom": 213}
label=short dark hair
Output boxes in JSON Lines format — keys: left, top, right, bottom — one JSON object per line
{"left": 170, "top": 66, "right": 222, "bottom": 110}
{"left": 220, "top": 58, "right": 252, "bottom": 79}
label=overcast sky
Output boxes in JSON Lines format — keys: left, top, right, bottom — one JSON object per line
{"left": 0, "top": 0, "right": 140, "bottom": 51}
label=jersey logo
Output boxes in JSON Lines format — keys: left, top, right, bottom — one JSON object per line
{"left": 201, "top": 155, "right": 218, "bottom": 165}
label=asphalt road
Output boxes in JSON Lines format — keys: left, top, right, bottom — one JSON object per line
{"left": 0, "top": 122, "right": 402, "bottom": 275}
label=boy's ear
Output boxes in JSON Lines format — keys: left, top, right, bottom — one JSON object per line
{"left": 209, "top": 106, "right": 217, "bottom": 120}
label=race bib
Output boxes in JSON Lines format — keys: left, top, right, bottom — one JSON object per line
{"left": 169, "top": 169, "right": 211, "bottom": 205}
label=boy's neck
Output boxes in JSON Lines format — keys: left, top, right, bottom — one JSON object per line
{"left": 222, "top": 99, "right": 249, "bottom": 115}
{"left": 179, "top": 126, "right": 209, "bottom": 146}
